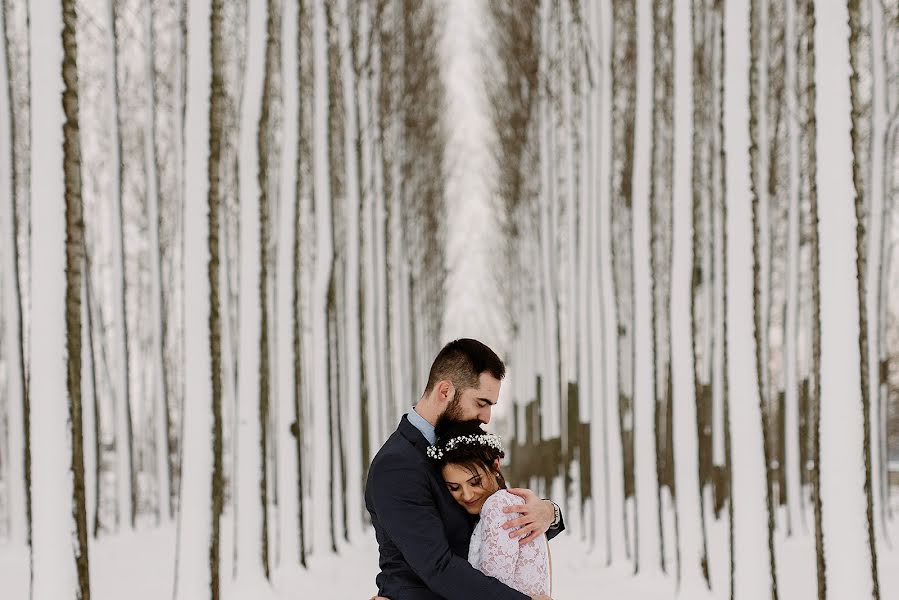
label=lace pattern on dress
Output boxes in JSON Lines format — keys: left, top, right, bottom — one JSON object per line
{"left": 468, "top": 490, "right": 550, "bottom": 597}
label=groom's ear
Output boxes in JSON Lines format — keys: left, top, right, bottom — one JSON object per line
{"left": 437, "top": 379, "right": 454, "bottom": 403}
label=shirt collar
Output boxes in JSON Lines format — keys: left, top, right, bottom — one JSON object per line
{"left": 406, "top": 407, "right": 436, "bottom": 445}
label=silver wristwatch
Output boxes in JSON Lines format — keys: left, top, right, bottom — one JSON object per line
{"left": 548, "top": 500, "right": 561, "bottom": 529}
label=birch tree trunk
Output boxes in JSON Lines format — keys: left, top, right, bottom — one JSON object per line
{"left": 817, "top": 1, "right": 877, "bottom": 597}
{"left": 724, "top": 2, "right": 775, "bottom": 598}
{"left": 649, "top": 0, "right": 676, "bottom": 574}
{"left": 294, "top": 0, "right": 315, "bottom": 566}
{"left": 875, "top": 0, "right": 899, "bottom": 527}
{"left": 672, "top": 0, "right": 708, "bottom": 588}
{"left": 144, "top": 0, "right": 172, "bottom": 524}
{"left": 749, "top": 0, "right": 781, "bottom": 594}
{"left": 632, "top": 0, "right": 661, "bottom": 574}
{"left": 234, "top": 0, "right": 270, "bottom": 585}
{"left": 610, "top": 0, "right": 638, "bottom": 562}
{"left": 28, "top": 0, "right": 89, "bottom": 596}
{"left": 174, "top": 0, "right": 219, "bottom": 597}
{"left": 61, "top": 1, "right": 90, "bottom": 589}
{"left": 795, "top": 1, "right": 826, "bottom": 594}
{"left": 106, "top": 0, "right": 136, "bottom": 531}
{"left": 310, "top": 0, "right": 335, "bottom": 557}
{"left": 783, "top": 0, "right": 803, "bottom": 536}
{"left": 0, "top": 0, "right": 29, "bottom": 549}
{"left": 339, "top": 0, "right": 364, "bottom": 542}
{"left": 847, "top": 0, "right": 882, "bottom": 591}
{"left": 276, "top": 0, "right": 302, "bottom": 569}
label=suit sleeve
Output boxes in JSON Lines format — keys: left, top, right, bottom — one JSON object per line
{"left": 545, "top": 504, "right": 565, "bottom": 542}
{"left": 369, "top": 459, "right": 530, "bottom": 600}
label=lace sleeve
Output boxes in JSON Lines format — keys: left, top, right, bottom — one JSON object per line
{"left": 477, "top": 491, "right": 552, "bottom": 597}
{"left": 477, "top": 492, "right": 523, "bottom": 589}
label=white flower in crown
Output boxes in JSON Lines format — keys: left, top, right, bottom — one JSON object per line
{"left": 426, "top": 433, "right": 505, "bottom": 461}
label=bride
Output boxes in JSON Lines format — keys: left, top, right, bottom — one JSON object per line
{"left": 374, "top": 420, "right": 552, "bottom": 599}
{"left": 428, "top": 419, "right": 552, "bottom": 597}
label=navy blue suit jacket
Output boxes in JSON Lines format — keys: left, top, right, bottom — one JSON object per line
{"left": 365, "top": 415, "right": 564, "bottom": 600}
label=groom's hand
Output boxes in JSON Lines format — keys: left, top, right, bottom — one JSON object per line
{"left": 370, "top": 596, "right": 390, "bottom": 600}
{"left": 502, "top": 488, "right": 555, "bottom": 546}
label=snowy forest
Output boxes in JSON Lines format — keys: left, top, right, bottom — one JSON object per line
{"left": 1, "top": 0, "right": 898, "bottom": 599}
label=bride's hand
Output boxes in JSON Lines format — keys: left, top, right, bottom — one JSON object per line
{"left": 370, "top": 596, "right": 390, "bottom": 600}
{"left": 531, "top": 595, "right": 553, "bottom": 600}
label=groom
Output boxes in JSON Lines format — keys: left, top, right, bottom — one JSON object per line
{"left": 365, "top": 338, "right": 562, "bottom": 600}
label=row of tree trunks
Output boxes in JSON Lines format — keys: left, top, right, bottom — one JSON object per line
{"left": 492, "top": 1, "right": 896, "bottom": 599}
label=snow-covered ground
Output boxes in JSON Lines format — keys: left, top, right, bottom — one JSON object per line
{"left": 2, "top": 501, "right": 898, "bottom": 599}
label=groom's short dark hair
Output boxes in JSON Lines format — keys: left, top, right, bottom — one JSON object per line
{"left": 424, "top": 338, "right": 505, "bottom": 394}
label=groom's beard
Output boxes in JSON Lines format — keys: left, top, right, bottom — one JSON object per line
{"left": 434, "top": 390, "right": 468, "bottom": 432}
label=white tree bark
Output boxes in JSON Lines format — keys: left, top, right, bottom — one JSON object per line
{"left": 310, "top": 0, "right": 334, "bottom": 556}
{"left": 276, "top": 0, "right": 301, "bottom": 569}
{"left": 724, "top": 1, "right": 775, "bottom": 597}
{"left": 106, "top": 0, "right": 134, "bottom": 531}
{"left": 538, "top": 0, "right": 561, "bottom": 440}
{"left": 595, "top": 0, "right": 627, "bottom": 564}
{"left": 0, "top": 0, "right": 26, "bottom": 548}
{"left": 80, "top": 273, "right": 98, "bottom": 539}
{"left": 235, "top": 0, "right": 268, "bottom": 584}
{"left": 868, "top": 0, "right": 888, "bottom": 536}
{"left": 28, "top": 0, "right": 78, "bottom": 595}
{"left": 144, "top": 0, "right": 171, "bottom": 524}
{"left": 672, "top": 0, "right": 708, "bottom": 590}
{"left": 783, "top": 0, "right": 803, "bottom": 535}
{"left": 339, "top": 0, "right": 364, "bottom": 542}
{"left": 816, "top": 0, "right": 877, "bottom": 596}
{"left": 632, "top": 0, "right": 661, "bottom": 574}
{"left": 174, "top": 0, "right": 214, "bottom": 597}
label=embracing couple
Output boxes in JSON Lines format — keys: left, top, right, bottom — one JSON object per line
{"left": 365, "top": 339, "right": 563, "bottom": 600}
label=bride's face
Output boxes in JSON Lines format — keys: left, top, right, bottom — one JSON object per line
{"left": 442, "top": 461, "right": 500, "bottom": 515}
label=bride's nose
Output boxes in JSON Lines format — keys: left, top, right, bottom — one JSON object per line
{"left": 461, "top": 486, "right": 475, "bottom": 501}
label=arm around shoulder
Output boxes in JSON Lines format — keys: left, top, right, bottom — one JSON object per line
{"left": 369, "top": 461, "right": 528, "bottom": 600}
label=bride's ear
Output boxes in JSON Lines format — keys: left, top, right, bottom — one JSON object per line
{"left": 492, "top": 458, "right": 501, "bottom": 472}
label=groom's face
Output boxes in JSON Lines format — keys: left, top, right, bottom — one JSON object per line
{"left": 440, "top": 372, "right": 501, "bottom": 425}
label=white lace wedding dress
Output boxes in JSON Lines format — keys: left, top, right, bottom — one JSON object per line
{"left": 467, "top": 490, "right": 551, "bottom": 597}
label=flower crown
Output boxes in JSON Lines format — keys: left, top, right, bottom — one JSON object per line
{"left": 426, "top": 433, "right": 505, "bottom": 461}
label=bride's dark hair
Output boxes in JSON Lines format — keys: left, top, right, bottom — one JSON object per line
{"left": 432, "top": 420, "right": 507, "bottom": 489}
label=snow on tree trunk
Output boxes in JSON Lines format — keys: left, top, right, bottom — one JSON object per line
{"left": 723, "top": 1, "right": 775, "bottom": 598}
{"left": 174, "top": 0, "right": 216, "bottom": 597}
{"left": 847, "top": 1, "right": 882, "bottom": 593}
{"left": 783, "top": 0, "right": 803, "bottom": 536}
{"left": 817, "top": 1, "right": 878, "bottom": 597}
{"left": 28, "top": 0, "right": 88, "bottom": 596}
{"left": 276, "top": 0, "right": 302, "bottom": 569}
{"left": 106, "top": 0, "right": 136, "bottom": 532}
{"left": 0, "top": 0, "right": 28, "bottom": 549}
{"left": 671, "top": 0, "right": 709, "bottom": 589}
{"left": 310, "top": 0, "right": 334, "bottom": 557}
{"left": 339, "top": 0, "right": 364, "bottom": 542}
{"left": 749, "top": 0, "right": 781, "bottom": 594}
{"left": 594, "top": 0, "right": 628, "bottom": 565}
{"left": 144, "top": 0, "right": 172, "bottom": 524}
{"left": 872, "top": 0, "right": 897, "bottom": 533}
{"left": 649, "top": 0, "right": 676, "bottom": 575}
{"left": 234, "top": 0, "right": 269, "bottom": 586}
{"left": 868, "top": 0, "right": 888, "bottom": 538}
{"left": 632, "top": 0, "right": 661, "bottom": 575}
{"left": 80, "top": 267, "right": 98, "bottom": 541}
{"left": 610, "top": 0, "right": 638, "bottom": 562}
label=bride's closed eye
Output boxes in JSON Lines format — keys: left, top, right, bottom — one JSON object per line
{"left": 445, "top": 477, "right": 483, "bottom": 491}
